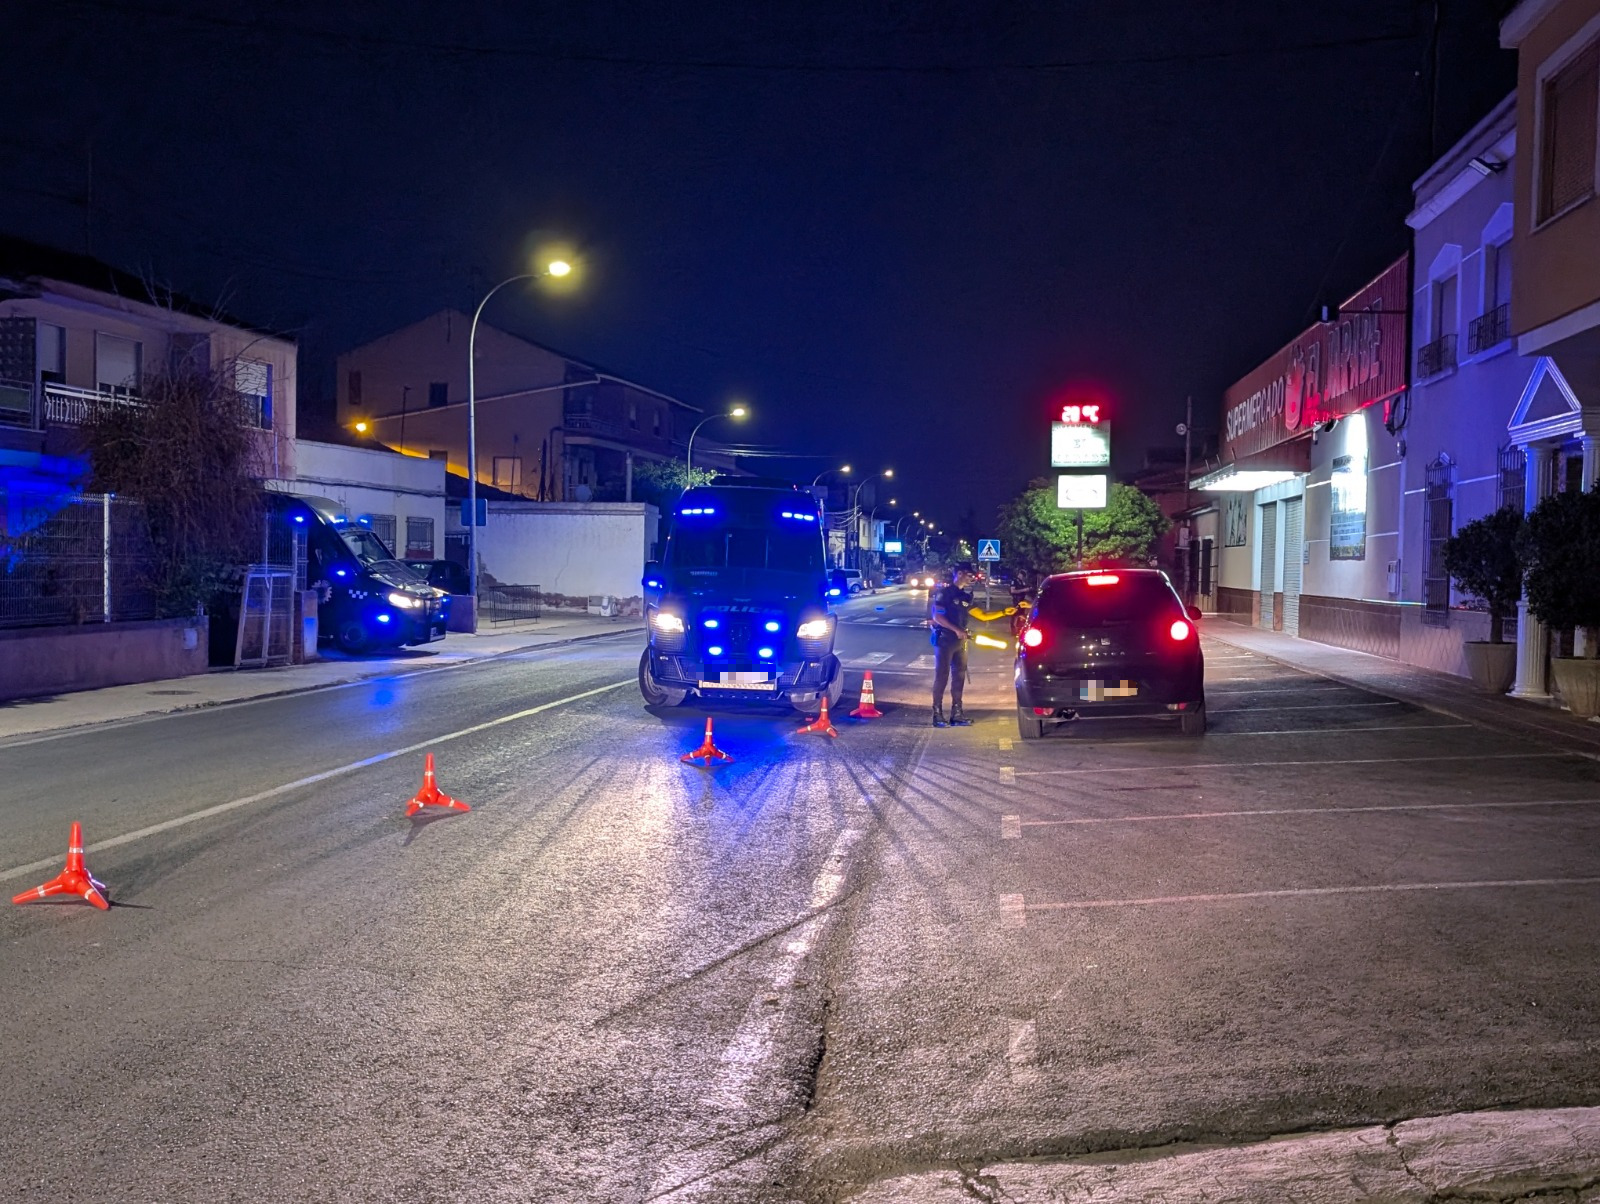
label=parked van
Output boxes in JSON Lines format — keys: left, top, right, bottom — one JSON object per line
{"left": 267, "top": 493, "right": 448, "bottom": 654}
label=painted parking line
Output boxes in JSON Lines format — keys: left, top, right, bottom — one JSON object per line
{"left": 0, "top": 679, "right": 634, "bottom": 884}
{"left": 1010, "top": 751, "right": 1578, "bottom": 778}
{"left": 1206, "top": 684, "right": 1358, "bottom": 694}
{"left": 1008, "top": 876, "right": 1600, "bottom": 915}
{"left": 1017, "top": 796, "right": 1600, "bottom": 829}
{"left": 1207, "top": 722, "right": 1471, "bottom": 736}
{"left": 1209, "top": 700, "right": 1402, "bottom": 714}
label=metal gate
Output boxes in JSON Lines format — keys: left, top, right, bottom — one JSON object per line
{"left": 1259, "top": 501, "right": 1277, "bottom": 629}
{"left": 1282, "top": 496, "right": 1303, "bottom": 637}
{"left": 235, "top": 566, "right": 295, "bottom": 668}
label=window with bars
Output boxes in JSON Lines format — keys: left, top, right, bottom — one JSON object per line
{"left": 405, "top": 516, "right": 435, "bottom": 559}
{"left": 1540, "top": 40, "right": 1599, "bottom": 222}
{"left": 367, "top": 514, "right": 397, "bottom": 555}
{"left": 1497, "top": 444, "right": 1526, "bottom": 514}
{"left": 1423, "top": 456, "right": 1454, "bottom": 627}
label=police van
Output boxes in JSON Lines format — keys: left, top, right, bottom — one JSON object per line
{"left": 640, "top": 481, "right": 846, "bottom": 712}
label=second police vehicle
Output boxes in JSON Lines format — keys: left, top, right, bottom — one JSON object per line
{"left": 640, "top": 481, "right": 847, "bottom": 712}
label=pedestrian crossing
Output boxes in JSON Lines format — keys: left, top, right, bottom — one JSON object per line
{"left": 839, "top": 615, "right": 926, "bottom": 626}
{"left": 839, "top": 649, "right": 942, "bottom": 672}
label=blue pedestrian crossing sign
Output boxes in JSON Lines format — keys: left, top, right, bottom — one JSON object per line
{"left": 977, "top": 539, "right": 1001, "bottom": 561}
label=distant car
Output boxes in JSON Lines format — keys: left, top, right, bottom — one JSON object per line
{"left": 884, "top": 569, "right": 905, "bottom": 585}
{"left": 404, "top": 559, "right": 471, "bottom": 596}
{"left": 1014, "top": 568, "right": 1205, "bottom": 740}
{"left": 911, "top": 573, "right": 939, "bottom": 589}
{"left": 841, "top": 569, "right": 865, "bottom": 595}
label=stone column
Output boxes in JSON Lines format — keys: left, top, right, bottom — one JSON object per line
{"left": 1575, "top": 437, "right": 1599, "bottom": 657}
{"left": 1512, "top": 442, "right": 1555, "bottom": 700}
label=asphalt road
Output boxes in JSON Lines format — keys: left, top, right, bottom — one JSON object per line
{"left": 3, "top": 588, "right": 1600, "bottom": 1201}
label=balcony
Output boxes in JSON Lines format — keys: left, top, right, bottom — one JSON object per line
{"left": 1416, "top": 333, "right": 1457, "bottom": 380}
{"left": 562, "top": 411, "right": 677, "bottom": 452}
{"left": 1466, "top": 303, "right": 1510, "bottom": 355}
{"left": 44, "top": 383, "right": 141, "bottom": 426}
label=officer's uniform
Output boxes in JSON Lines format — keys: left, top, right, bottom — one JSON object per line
{"left": 931, "top": 580, "right": 973, "bottom": 725}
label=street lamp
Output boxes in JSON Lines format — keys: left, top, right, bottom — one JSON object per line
{"left": 685, "top": 404, "right": 748, "bottom": 475}
{"left": 467, "top": 258, "right": 573, "bottom": 614}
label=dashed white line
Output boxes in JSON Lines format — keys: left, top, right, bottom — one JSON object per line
{"left": 1017, "top": 797, "right": 1600, "bottom": 829}
{"left": 999, "top": 766, "right": 1016, "bottom": 784}
{"left": 1209, "top": 700, "right": 1402, "bottom": 713}
{"left": 999, "top": 893, "right": 1027, "bottom": 928}
{"left": 1001, "top": 815, "right": 1022, "bottom": 839}
{"left": 1020, "top": 876, "right": 1600, "bottom": 912}
{"left": 1012, "top": 752, "right": 1576, "bottom": 778}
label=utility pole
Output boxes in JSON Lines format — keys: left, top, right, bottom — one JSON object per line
{"left": 1178, "top": 396, "right": 1194, "bottom": 605}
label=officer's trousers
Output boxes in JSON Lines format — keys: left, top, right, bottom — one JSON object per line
{"left": 932, "top": 635, "right": 967, "bottom": 710}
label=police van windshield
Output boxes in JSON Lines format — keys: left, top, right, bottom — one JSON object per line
{"left": 669, "top": 525, "right": 823, "bottom": 573}
{"left": 337, "top": 526, "right": 398, "bottom": 565}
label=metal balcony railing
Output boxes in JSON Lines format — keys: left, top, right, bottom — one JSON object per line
{"left": 1466, "top": 303, "right": 1510, "bottom": 355}
{"left": 44, "top": 383, "right": 141, "bottom": 426}
{"left": 1416, "top": 333, "right": 1457, "bottom": 379}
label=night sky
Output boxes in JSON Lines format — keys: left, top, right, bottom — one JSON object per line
{"left": 3, "top": 1, "right": 1517, "bottom": 533}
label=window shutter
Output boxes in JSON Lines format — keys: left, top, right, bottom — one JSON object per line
{"left": 1543, "top": 42, "right": 1599, "bottom": 219}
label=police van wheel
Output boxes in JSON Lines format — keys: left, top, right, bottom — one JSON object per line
{"left": 336, "top": 619, "right": 371, "bottom": 655}
{"left": 824, "top": 656, "right": 844, "bottom": 709}
{"left": 639, "top": 650, "right": 688, "bottom": 707}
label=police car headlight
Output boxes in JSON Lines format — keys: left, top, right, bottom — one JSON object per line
{"left": 650, "top": 610, "right": 685, "bottom": 634}
{"left": 386, "top": 591, "right": 423, "bottom": 609}
{"left": 796, "top": 617, "right": 830, "bottom": 640}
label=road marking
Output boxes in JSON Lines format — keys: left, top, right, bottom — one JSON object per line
{"left": 999, "top": 893, "right": 1027, "bottom": 928}
{"left": 842, "top": 651, "right": 893, "bottom": 667}
{"left": 1020, "top": 876, "right": 1600, "bottom": 912}
{"left": 1209, "top": 700, "right": 1402, "bottom": 713}
{"left": 1212, "top": 722, "right": 1471, "bottom": 736}
{"left": 1007, "top": 1019, "right": 1040, "bottom": 1085}
{"left": 0, "top": 679, "right": 634, "bottom": 884}
{"left": 999, "top": 766, "right": 1016, "bottom": 784}
{"left": 1206, "top": 684, "right": 1363, "bottom": 695}
{"left": 908, "top": 654, "right": 936, "bottom": 670}
{"left": 1018, "top": 796, "right": 1600, "bottom": 829}
{"left": 1001, "top": 815, "right": 1022, "bottom": 838}
{"left": 998, "top": 737, "right": 1014, "bottom": 751}
{"left": 1012, "top": 752, "right": 1576, "bottom": 778}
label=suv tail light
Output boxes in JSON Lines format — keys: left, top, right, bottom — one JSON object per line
{"left": 1021, "top": 625, "right": 1045, "bottom": 649}
{"left": 1168, "top": 619, "right": 1193, "bottom": 641}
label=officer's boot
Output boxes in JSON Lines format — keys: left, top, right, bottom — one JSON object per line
{"left": 931, "top": 705, "right": 947, "bottom": 728}
{"left": 949, "top": 703, "right": 972, "bottom": 727}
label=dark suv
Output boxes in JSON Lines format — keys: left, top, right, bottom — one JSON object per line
{"left": 1014, "top": 568, "right": 1205, "bottom": 739}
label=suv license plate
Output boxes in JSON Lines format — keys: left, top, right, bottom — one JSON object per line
{"left": 1079, "top": 680, "right": 1138, "bottom": 701}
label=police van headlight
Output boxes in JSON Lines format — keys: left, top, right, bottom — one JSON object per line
{"left": 387, "top": 591, "right": 423, "bottom": 609}
{"left": 650, "top": 610, "right": 685, "bottom": 634}
{"left": 796, "top": 617, "right": 831, "bottom": 640}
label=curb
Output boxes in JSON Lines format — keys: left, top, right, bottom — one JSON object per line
{"left": 846, "top": 1106, "right": 1600, "bottom": 1203}
{"left": 0, "top": 624, "right": 644, "bottom": 743}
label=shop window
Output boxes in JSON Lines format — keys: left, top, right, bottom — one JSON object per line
{"left": 1423, "top": 456, "right": 1454, "bottom": 627}
{"left": 1540, "top": 40, "right": 1599, "bottom": 222}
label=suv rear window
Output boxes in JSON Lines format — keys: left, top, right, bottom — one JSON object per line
{"left": 1037, "top": 574, "right": 1182, "bottom": 626}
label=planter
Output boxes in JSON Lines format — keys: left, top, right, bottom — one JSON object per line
{"left": 1462, "top": 641, "right": 1516, "bottom": 694}
{"left": 1551, "top": 656, "right": 1600, "bottom": 719}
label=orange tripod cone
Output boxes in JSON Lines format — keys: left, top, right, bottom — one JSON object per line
{"left": 849, "top": 671, "right": 884, "bottom": 720}
{"left": 681, "top": 717, "right": 733, "bottom": 766}
{"left": 406, "top": 753, "right": 471, "bottom": 817}
{"left": 797, "top": 694, "right": 840, "bottom": 738}
{"left": 12, "top": 822, "right": 109, "bottom": 910}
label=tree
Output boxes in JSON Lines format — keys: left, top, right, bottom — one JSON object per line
{"left": 631, "top": 460, "right": 719, "bottom": 509}
{"left": 1442, "top": 506, "right": 1524, "bottom": 643}
{"left": 997, "top": 478, "right": 1169, "bottom": 579}
{"left": 78, "top": 362, "right": 267, "bottom": 618}
{"left": 1521, "top": 488, "right": 1600, "bottom": 657}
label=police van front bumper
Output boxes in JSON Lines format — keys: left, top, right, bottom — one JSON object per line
{"left": 645, "top": 651, "right": 837, "bottom": 703}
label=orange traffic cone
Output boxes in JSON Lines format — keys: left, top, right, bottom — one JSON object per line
{"left": 406, "top": 753, "right": 471, "bottom": 817}
{"left": 678, "top": 720, "right": 732, "bottom": 765}
{"left": 797, "top": 694, "right": 840, "bottom": 738}
{"left": 681, "top": 717, "right": 733, "bottom": 766}
{"left": 849, "top": 671, "right": 884, "bottom": 719}
{"left": 12, "top": 822, "right": 108, "bottom": 910}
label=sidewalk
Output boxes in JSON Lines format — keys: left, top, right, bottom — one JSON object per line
{"left": 0, "top": 612, "right": 643, "bottom": 741}
{"left": 1203, "top": 620, "right": 1600, "bottom": 760}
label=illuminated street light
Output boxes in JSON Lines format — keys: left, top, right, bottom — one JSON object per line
{"left": 686, "top": 404, "right": 749, "bottom": 474}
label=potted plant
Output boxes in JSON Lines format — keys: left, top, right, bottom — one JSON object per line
{"left": 1442, "top": 506, "right": 1524, "bottom": 693}
{"left": 1521, "top": 488, "right": 1600, "bottom": 717}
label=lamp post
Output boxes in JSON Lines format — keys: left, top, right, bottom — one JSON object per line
{"left": 811, "top": 465, "right": 849, "bottom": 565}
{"left": 847, "top": 469, "right": 892, "bottom": 568}
{"left": 467, "top": 258, "right": 572, "bottom": 616}
{"left": 685, "top": 404, "right": 748, "bottom": 476}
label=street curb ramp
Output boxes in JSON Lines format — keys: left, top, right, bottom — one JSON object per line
{"left": 846, "top": 1107, "right": 1600, "bottom": 1203}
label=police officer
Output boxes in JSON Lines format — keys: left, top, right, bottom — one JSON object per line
{"left": 930, "top": 564, "right": 977, "bottom": 726}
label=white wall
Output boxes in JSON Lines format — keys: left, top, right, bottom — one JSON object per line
{"left": 271, "top": 438, "right": 448, "bottom": 559}
{"left": 1303, "top": 404, "right": 1399, "bottom": 603}
{"left": 479, "top": 501, "right": 659, "bottom": 605}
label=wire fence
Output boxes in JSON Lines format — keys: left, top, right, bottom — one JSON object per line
{"left": 0, "top": 493, "right": 160, "bottom": 628}
{"left": 480, "top": 583, "right": 542, "bottom": 625}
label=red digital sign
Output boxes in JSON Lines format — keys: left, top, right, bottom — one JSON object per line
{"left": 1059, "top": 403, "right": 1103, "bottom": 425}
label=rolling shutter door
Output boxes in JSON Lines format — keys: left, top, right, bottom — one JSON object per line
{"left": 1282, "top": 496, "right": 1303, "bottom": 637}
